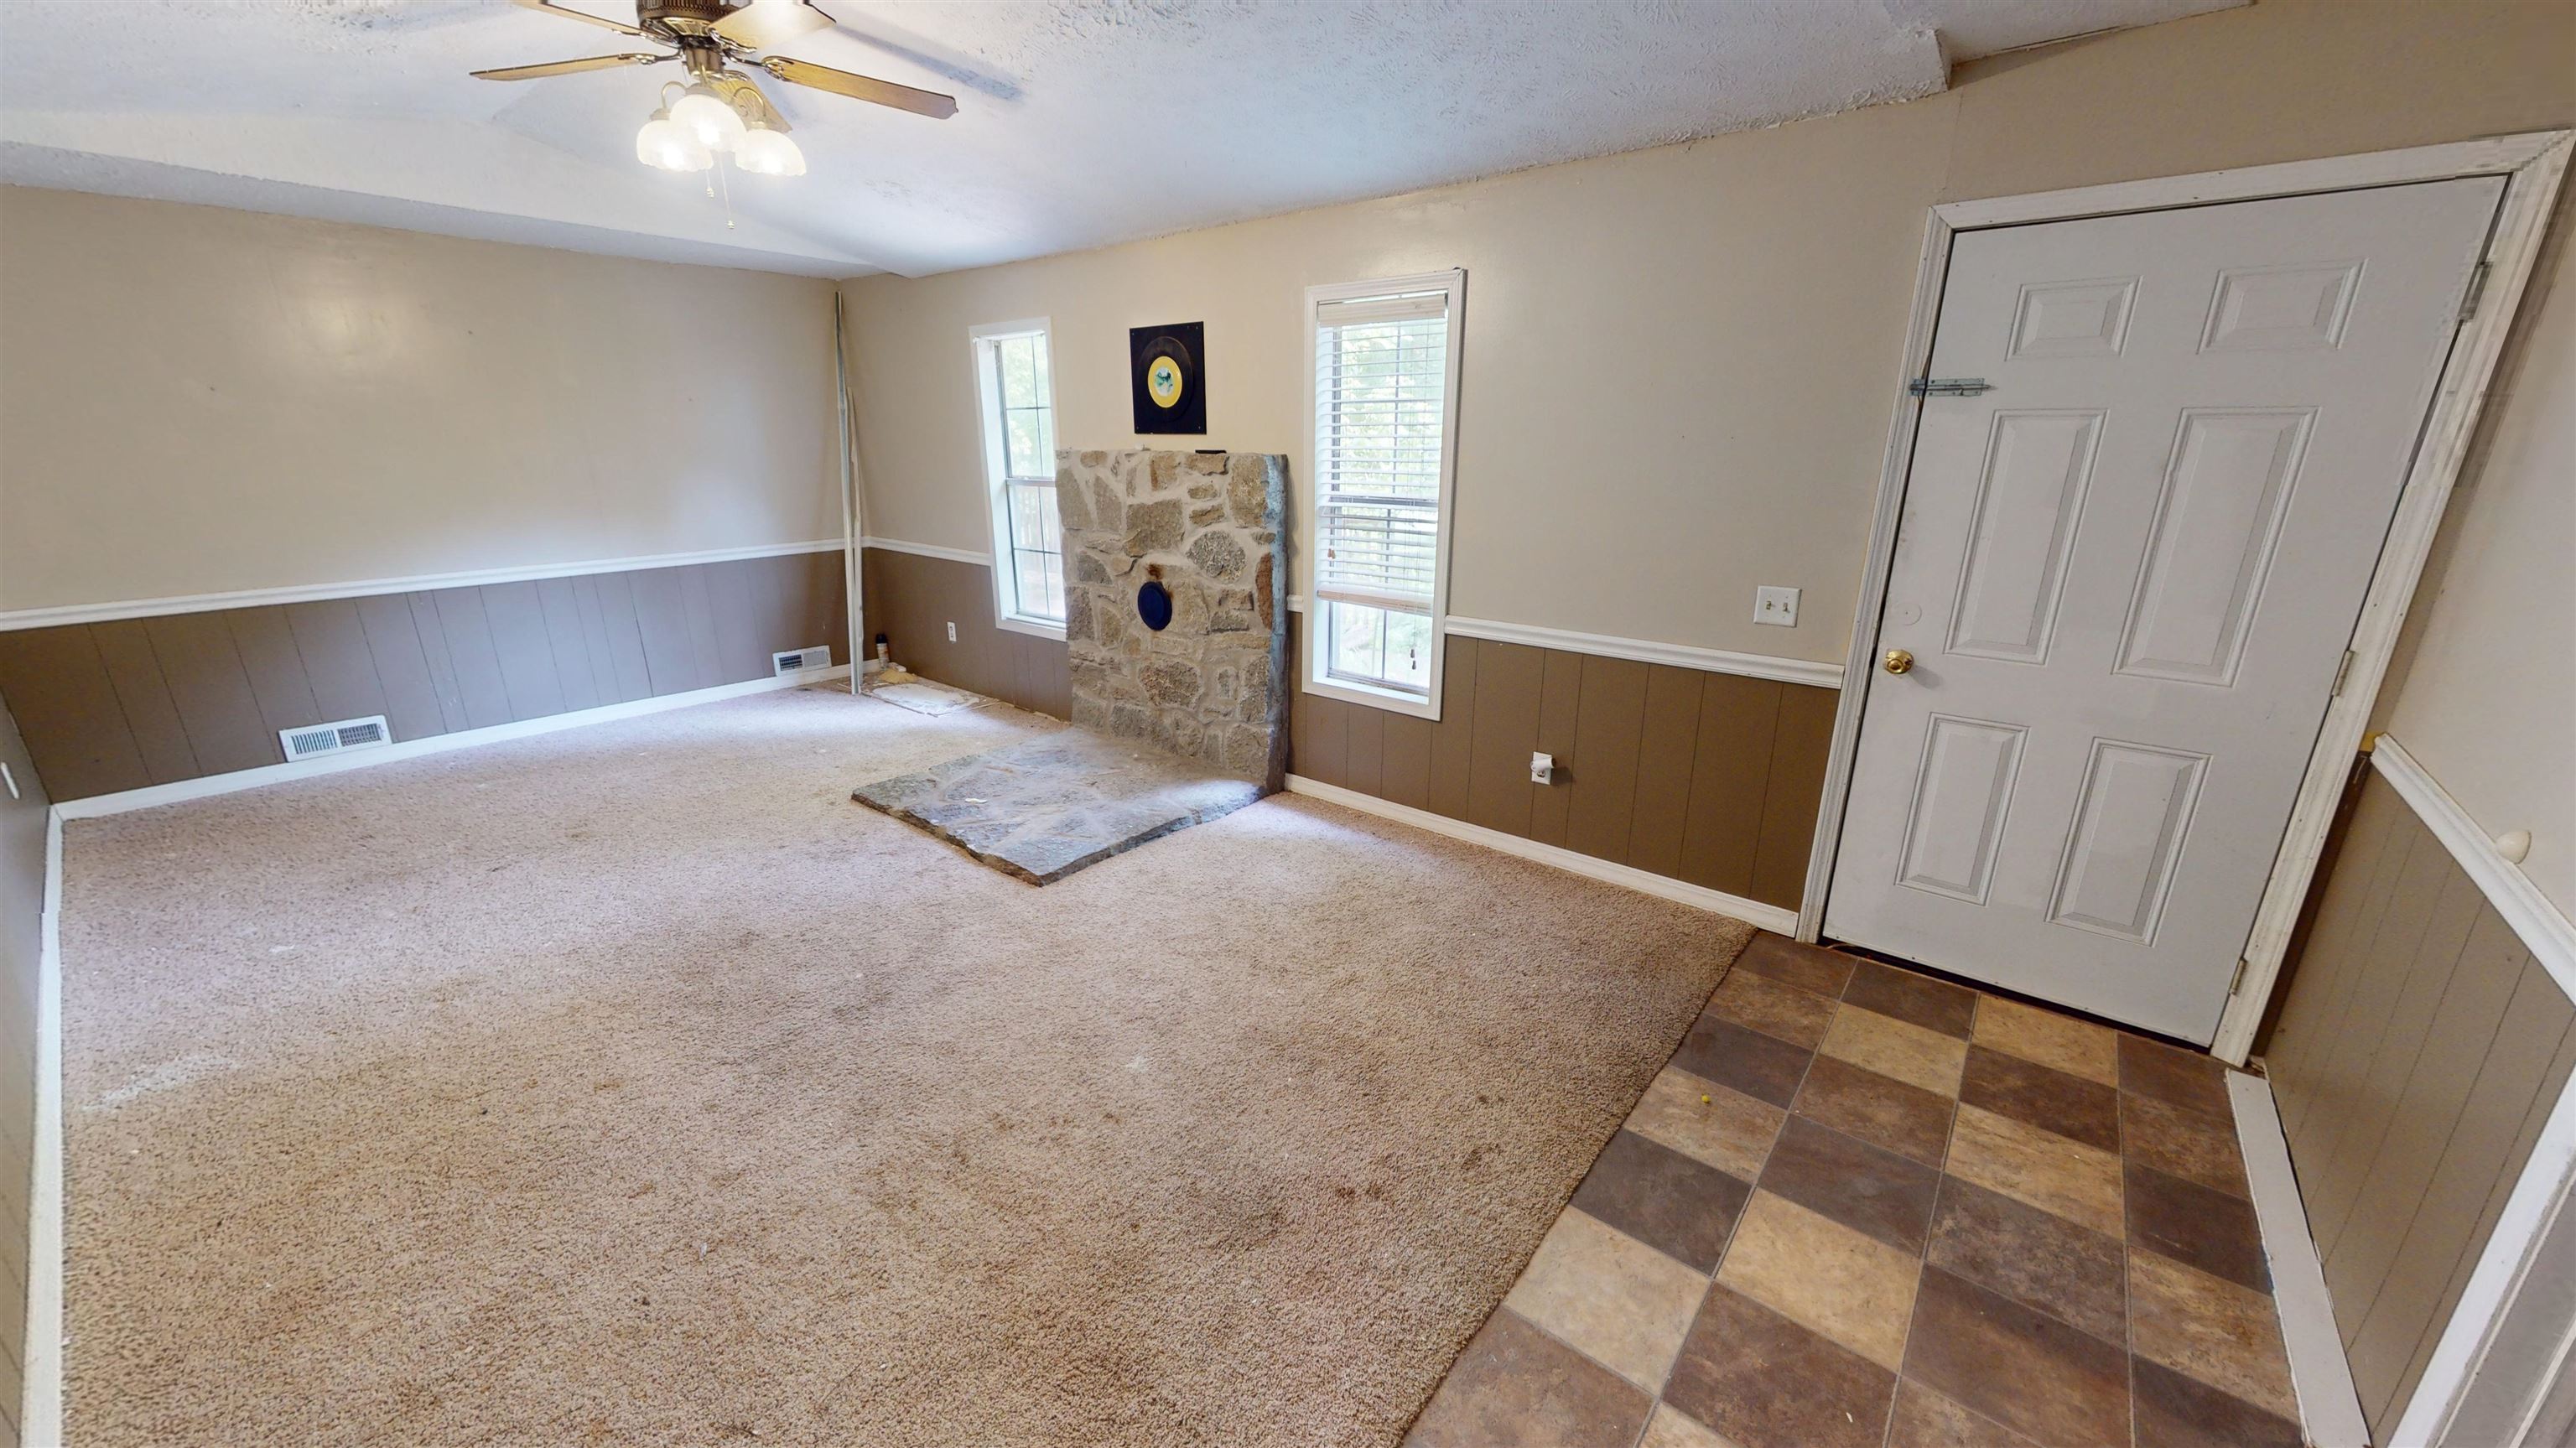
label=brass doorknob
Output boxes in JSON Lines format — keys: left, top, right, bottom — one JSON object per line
{"left": 1883, "top": 648, "right": 1915, "bottom": 675}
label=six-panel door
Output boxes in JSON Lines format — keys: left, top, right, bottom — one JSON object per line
{"left": 1826, "top": 178, "right": 2505, "bottom": 1042}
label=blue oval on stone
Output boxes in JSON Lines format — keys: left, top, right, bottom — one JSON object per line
{"left": 1136, "top": 579, "right": 1174, "bottom": 631}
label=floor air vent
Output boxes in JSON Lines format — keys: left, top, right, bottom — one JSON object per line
{"left": 772, "top": 645, "right": 833, "bottom": 675}
{"left": 280, "top": 715, "right": 392, "bottom": 763}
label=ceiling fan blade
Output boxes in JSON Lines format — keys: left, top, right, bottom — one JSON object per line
{"left": 713, "top": 0, "right": 834, "bottom": 49}
{"left": 508, "top": 0, "right": 652, "bottom": 39}
{"left": 473, "top": 51, "right": 667, "bottom": 81}
{"left": 759, "top": 56, "right": 956, "bottom": 119}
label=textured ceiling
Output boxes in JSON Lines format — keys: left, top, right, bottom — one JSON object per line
{"left": 0, "top": 0, "right": 2239, "bottom": 278}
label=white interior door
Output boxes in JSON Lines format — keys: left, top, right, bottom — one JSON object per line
{"left": 1826, "top": 177, "right": 2504, "bottom": 1043}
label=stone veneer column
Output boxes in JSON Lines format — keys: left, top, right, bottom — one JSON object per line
{"left": 1056, "top": 449, "right": 1289, "bottom": 788}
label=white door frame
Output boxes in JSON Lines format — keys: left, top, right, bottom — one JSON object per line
{"left": 1795, "top": 130, "right": 2573, "bottom": 1063}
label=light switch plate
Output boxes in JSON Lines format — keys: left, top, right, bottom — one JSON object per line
{"left": 1754, "top": 586, "right": 1800, "bottom": 627}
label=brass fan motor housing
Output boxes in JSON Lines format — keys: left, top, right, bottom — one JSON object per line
{"left": 636, "top": 0, "right": 750, "bottom": 41}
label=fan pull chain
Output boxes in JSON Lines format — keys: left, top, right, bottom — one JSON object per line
{"left": 718, "top": 159, "right": 737, "bottom": 230}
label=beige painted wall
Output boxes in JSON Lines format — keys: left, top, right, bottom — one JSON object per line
{"left": 2377, "top": 193, "right": 2576, "bottom": 918}
{"left": 840, "top": 0, "right": 2574, "bottom": 670}
{"left": 0, "top": 189, "right": 844, "bottom": 614}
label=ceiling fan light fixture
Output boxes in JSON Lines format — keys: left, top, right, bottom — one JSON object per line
{"left": 733, "top": 124, "right": 806, "bottom": 177}
{"left": 636, "top": 107, "right": 712, "bottom": 172}
{"left": 670, "top": 82, "right": 750, "bottom": 153}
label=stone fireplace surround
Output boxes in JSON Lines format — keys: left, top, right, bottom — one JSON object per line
{"left": 1060, "top": 448, "right": 1288, "bottom": 789}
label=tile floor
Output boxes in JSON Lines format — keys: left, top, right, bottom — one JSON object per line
{"left": 1406, "top": 933, "right": 2300, "bottom": 1448}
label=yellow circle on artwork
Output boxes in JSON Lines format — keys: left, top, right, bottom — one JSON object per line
{"left": 1146, "top": 355, "right": 1185, "bottom": 408}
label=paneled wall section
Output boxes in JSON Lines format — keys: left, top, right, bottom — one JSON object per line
{"left": 2262, "top": 768, "right": 2576, "bottom": 1438}
{"left": 0, "top": 550, "right": 846, "bottom": 802}
{"left": 860, "top": 548, "right": 1071, "bottom": 720}
{"left": 1286, "top": 618, "right": 1836, "bottom": 913}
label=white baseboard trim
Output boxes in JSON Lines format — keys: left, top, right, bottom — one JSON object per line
{"left": 55, "top": 666, "right": 852, "bottom": 821}
{"left": 858, "top": 536, "right": 994, "bottom": 568}
{"left": 1283, "top": 773, "right": 1800, "bottom": 934}
{"left": 2230, "top": 1069, "right": 2369, "bottom": 1448}
{"left": 2371, "top": 736, "right": 2576, "bottom": 1000}
{"left": 0, "top": 540, "right": 847, "bottom": 633}
{"left": 23, "top": 809, "right": 64, "bottom": 1445}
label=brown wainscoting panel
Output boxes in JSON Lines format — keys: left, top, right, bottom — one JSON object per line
{"left": 1426, "top": 636, "right": 1479, "bottom": 821}
{"left": 857, "top": 547, "right": 1070, "bottom": 719}
{"left": 0, "top": 549, "right": 847, "bottom": 802}
{"left": 2262, "top": 768, "right": 2576, "bottom": 1438}
{"left": 1462, "top": 640, "right": 1544, "bottom": 838}
{"left": 1282, "top": 614, "right": 1835, "bottom": 914}
{"left": 1563, "top": 654, "right": 1649, "bottom": 863}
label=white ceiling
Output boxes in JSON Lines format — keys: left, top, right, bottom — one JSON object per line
{"left": 0, "top": 0, "right": 2239, "bottom": 278}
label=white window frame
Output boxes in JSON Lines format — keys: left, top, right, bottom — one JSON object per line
{"left": 969, "top": 316, "right": 1066, "bottom": 641}
{"left": 1300, "top": 268, "right": 1466, "bottom": 721}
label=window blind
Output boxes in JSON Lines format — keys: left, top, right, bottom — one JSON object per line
{"left": 1313, "top": 290, "right": 1449, "bottom": 613}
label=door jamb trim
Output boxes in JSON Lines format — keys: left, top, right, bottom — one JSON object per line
{"left": 1794, "top": 129, "right": 2574, "bottom": 1062}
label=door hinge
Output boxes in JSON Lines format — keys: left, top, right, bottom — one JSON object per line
{"left": 2332, "top": 648, "right": 2356, "bottom": 696}
{"left": 2459, "top": 261, "right": 2490, "bottom": 321}
{"left": 2229, "top": 957, "right": 2251, "bottom": 998}
{"left": 1908, "top": 377, "right": 1995, "bottom": 397}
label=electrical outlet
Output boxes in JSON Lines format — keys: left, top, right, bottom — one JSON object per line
{"left": 1530, "top": 751, "right": 1555, "bottom": 785}
{"left": 1754, "top": 586, "right": 1800, "bottom": 627}
{"left": 946, "top": 621, "right": 958, "bottom": 642}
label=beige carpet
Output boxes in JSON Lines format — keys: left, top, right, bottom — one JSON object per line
{"left": 59, "top": 686, "right": 1752, "bottom": 1446}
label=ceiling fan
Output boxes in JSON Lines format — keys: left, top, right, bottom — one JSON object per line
{"left": 473, "top": 0, "right": 956, "bottom": 178}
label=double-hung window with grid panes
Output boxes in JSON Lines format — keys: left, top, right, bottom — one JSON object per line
{"left": 973, "top": 322, "right": 1064, "bottom": 635}
{"left": 1305, "top": 272, "right": 1463, "bottom": 717}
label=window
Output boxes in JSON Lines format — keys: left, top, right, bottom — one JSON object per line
{"left": 1303, "top": 270, "right": 1464, "bottom": 718}
{"left": 971, "top": 319, "right": 1063, "bottom": 636}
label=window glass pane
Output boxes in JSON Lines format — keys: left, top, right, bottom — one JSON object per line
{"left": 1328, "top": 600, "right": 1384, "bottom": 683}
{"left": 1003, "top": 407, "right": 1046, "bottom": 479}
{"left": 999, "top": 335, "right": 1040, "bottom": 409}
{"left": 1040, "top": 551, "right": 1065, "bottom": 619}
{"left": 1007, "top": 480, "right": 1045, "bottom": 548}
{"left": 1383, "top": 608, "right": 1432, "bottom": 692}
{"left": 1014, "top": 549, "right": 1052, "bottom": 620}
{"left": 1002, "top": 479, "right": 1064, "bottom": 622}
{"left": 1035, "top": 486, "right": 1063, "bottom": 553}
{"left": 1323, "top": 599, "right": 1431, "bottom": 696}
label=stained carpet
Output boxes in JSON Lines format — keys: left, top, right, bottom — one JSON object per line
{"left": 59, "top": 686, "right": 1752, "bottom": 1446}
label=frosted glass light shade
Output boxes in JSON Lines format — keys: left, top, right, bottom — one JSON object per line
{"left": 733, "top": 126, "right": 806, "bottom": 176}
{"left": 635, "top": 111, "right": 712, "bottom": 171}
{"left": 670, "top": 85, "right": 748, "bottom": 151}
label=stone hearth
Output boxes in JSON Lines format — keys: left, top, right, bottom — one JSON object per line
{"left": 848, "top": 731, "right": 1266, "bottom": 885}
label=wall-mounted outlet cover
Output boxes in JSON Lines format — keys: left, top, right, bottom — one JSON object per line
{"left": 1531, "top": 751, "right": 1555, "bottom": 785}
{"left": 1754, "top": 585, "right": 1800, "bottom": 626}
{"left": 947, "top": 621, "right": 958, "bottom": 642}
